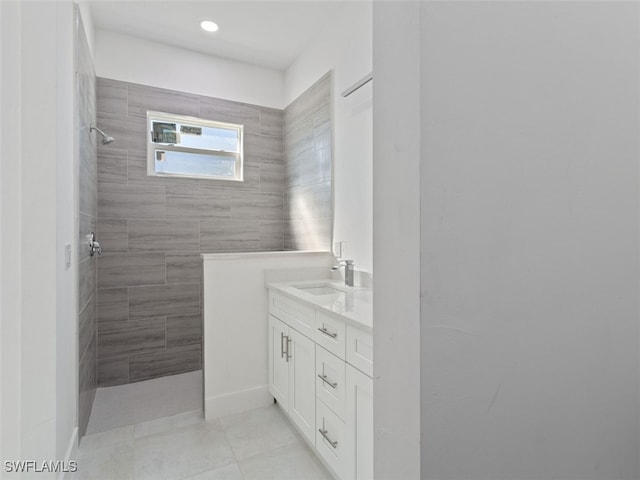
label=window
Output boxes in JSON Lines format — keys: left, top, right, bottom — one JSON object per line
{"left": 147, "top": 111, "right": 244, "bottom": 181}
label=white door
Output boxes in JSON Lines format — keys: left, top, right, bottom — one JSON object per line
{"left": 288, "top": 328, "right": 316, "bottom": 444}
{"left": 347, "top": 365, "right": 373, "bottom": 480}
{"left": 268, "top": 315, "right": 289, "bottom": 409}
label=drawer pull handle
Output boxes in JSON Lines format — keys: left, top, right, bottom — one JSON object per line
{"left": 317, "top": 374, "right": 338, "bottom": 389}
{"left": 317, "top": 327, "right": 337, "bottom": 339}
{"left": 318, "top": 428, "right": 338, "bottom": 448}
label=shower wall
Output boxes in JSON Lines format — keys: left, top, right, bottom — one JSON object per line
{"left": 77, "top": 16, "right": 98, "bottom": 436}
{"left": 95, "top": 79, "right": 285, "bottom": 386}
{"left": 284, "top": 72, "right": 333, "bottom": 250}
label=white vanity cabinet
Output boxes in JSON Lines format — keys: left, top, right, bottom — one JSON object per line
{"left": 267, "top": 288, "right": 373, "bottom": 480}
{"left": 268, "top": 314, "right": 316, "bottom": 445}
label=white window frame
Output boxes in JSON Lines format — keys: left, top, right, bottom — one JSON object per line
{"left": 146, "top": 110, "right": 244, "bottom": 181}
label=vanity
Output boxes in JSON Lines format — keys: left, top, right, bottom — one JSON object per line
{"left": 266, "top": 280, "right": 373, "bottom": 480}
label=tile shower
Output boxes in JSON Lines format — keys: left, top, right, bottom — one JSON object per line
{"left": 77, "top": 15, "right": 98, "bottom": 437}
{"left": 94, "top": 74, "right": 332, "bottom": 388}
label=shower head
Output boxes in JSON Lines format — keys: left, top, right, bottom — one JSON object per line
{"left": 90, "top": 126, "right": 115, "bottom": 145}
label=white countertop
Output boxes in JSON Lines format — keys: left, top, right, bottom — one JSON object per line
{"left": 266, "top": 280, "right": 373, "bottom": 332}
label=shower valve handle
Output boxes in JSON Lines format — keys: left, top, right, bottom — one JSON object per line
{"left": 89, "top": 232, "right": 102, "bottom": 256}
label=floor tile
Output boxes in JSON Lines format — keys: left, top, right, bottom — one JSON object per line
{"left": 219, "top": 404, "right": 300, "bottom": 461}
{"left": 86, "top": 370, "right": 202, "bottom": 434}
{"left": 134, "top": 420, "right": 235, "bottom": 480}
{"left": 238, "top": 442, "right": 333, "bottom": 480}
{"left": 75, "top": 443, "right": 134, "bottom": 480}
{"left": 79, "top": 372, "right": 333, "bottom": 480}
{"left": 134, "top": 409, "right": 203, "bottom": 439}
{"left": 182, "top": 462, "right": 244, "bottom": 480}
{"left": 79, "top": 425, "right": 134, "bottom": 452}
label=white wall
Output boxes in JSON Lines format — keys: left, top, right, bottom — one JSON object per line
{"left": 56, "top": 1, "right": 79, "bottom": 466}
{"left": 0, "top": 0, "right": 23, "bottom": 471}
{"left": 285, "top": 2, "right": 373, "bottom": 274}
{"left": 420, "top": 2, "right": 639, "bottom": 479}
{"left": 371, "top": 2, "right": 422, "bottom": 479}
{"left": 77, "top": 1, "right": 95, "bottom": 56}
{"left": 94, "top": 29, "right": 284, "bottom": 109}
{"left": 1, "top": 2, "right": 79, "bottom": 474}
{"left": 202, "top": 252, "right": 335, "bottom": 420}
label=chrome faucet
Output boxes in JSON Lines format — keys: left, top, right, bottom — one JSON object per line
{"left": 331, "top": 260, "right": 354, "bottom": 287}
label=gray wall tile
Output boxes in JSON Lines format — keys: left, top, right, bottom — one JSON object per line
{"left": 98, "top": 183, "right": 166, "bottom": 219}
{"left": 285, "top": 218, "right": 332, "bottom": 251}
{"left": 260, "top": 221, "right": 284, "bottom": 251}
{"left": 79, "top": 257, "right": 97, "bottom": 311}
{"left": 79, "top": 213, "right": 97, "bottom": 263}
{"left": 97, "top": 318, "right": 166, "bottom": 358}
{"left": 129, "top": 345, "right": 201, "bottom": 383}
{"left": 97, "top": 111, "right": 147, "bottom": 153}
{"left": 260, "top": 164, "right": 285, "bottom": 194}
{"left": 166, "top": 314, "right": 202, "bottom": 348}
{"left": 166, "top": 186, "right": 231, "bottom": 219}
{"left": 244, "top": 133, "right": 284, "bottom": 165}
{"left": 283, "top": 73, "right": 332, "bottom": 251}
{"left": 97, "top": 288, "right": 129, "bottom": 324}
{"left": 97, "top": 77, "right": 128, "bottom": 115}
{"left": 97, "top": 356, "right": 129, "bottom": 387}
{"left": 98, "top": 147, "right": 128, "bottom": 184}
{"left": 237, "top": 164, "right": 261, "bottom": 192}
{"left": 230, "top": 192, "right": 283, "bottom": 221}
{"left": 200, "top": 220, "right": 260, "bottom": 252}
{"left": 79, "top": 294, "right": 96, "bottom": 360}
{"left": 98, "top": 252, "right": 166, "bottom": 288}
{"left": 128, "top": 83, "right": 200, "bottom": 118}
{"left": 199, "top": 97, "right": 260, "bottom": 131}
{"left": 96, "top": 219, "right": 128, "bottom": 253}
{"left": 166, "top": 253, "right": 202, "bottom": 284}
{"left": 259, "top": 107, "right": 283, "bottom": 137}
{"left": 129, "top": 219, "right": 199, "bottom": 251}
{"left": 79, "top": 332, "right": 96, "bottom": 437}
{"left": 129, "top": 283, "right": 200, "bottom": 319}
{"left": 285, "top": 183, "right": 332, "bottom": 221}
{"left": 79, "top": 137, "right": 98, "bottom": 218}
{"left": 78, "top": 18, "right": 97, "bottom": 438}
{"left": 94, "top": 78, "right": 298, "bottom": 385}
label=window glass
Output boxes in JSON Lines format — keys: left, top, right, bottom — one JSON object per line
{"left": 147, "top": 111, "right": 243, "bottom": 181}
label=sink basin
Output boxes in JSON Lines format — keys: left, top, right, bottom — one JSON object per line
{"left": 294, "top": 285, "right": 344, "bottom": 296}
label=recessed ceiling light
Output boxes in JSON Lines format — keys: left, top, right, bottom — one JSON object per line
{"left": 200, "top": 20, "right": 219, "bottom": 33}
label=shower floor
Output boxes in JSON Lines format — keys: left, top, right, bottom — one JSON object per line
{"left": 86, "top": 370, "right": 202, "bottom": 435}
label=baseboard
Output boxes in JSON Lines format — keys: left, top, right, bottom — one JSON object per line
{"left": 59, "top": 426, "right": 78, "bottom": 480}
{"left": 204, "top": 385, "right": 272, "bottom": 420}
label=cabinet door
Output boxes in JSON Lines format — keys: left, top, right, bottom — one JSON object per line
{"left": 288, "top": 328, "right": 316, "bottom": 445}
{"left": 268, "top": 315, "right": 289, "bottom": 409}
{"left": 347, "top": 365, "right": 373, "bottom": 480}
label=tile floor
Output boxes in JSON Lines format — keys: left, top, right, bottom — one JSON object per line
{"left": 86, "top": 371, "right": 203, "bottom": 434}
{"left": 76, "top": 372, "right": 333, "bottom": 480}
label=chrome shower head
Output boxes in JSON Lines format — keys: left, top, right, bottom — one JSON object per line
{"left": 90, "top": 126, "right": 115, "bottom": 145}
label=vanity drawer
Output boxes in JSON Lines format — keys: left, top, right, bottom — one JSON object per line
{"left": 316, "top": 399, "right": 349, "bottom": 480}
{"left": 346, "top": 325, "right": 373, "bottom": 377}
{"left": 315, "top": 311, "right": 346, "bottom": 360}
{"left": 269, "top": 291, "right": 315, "bottom": 339}
{"left": 316, "top": 345, "right": 346, "bottom": 420}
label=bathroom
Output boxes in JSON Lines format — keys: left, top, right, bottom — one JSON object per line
{"left": 2, "top": 1, "right": 638, "bottom": 479}
{"left": 75, "top": 1, "right": 373, "bottom": 478}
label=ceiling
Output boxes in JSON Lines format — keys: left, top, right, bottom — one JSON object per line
{"left": 87, "top": 1, "right": 347, "bottom": 71}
